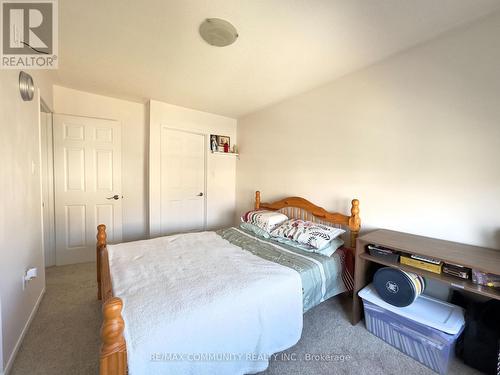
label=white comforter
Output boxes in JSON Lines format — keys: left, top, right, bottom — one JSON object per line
{"left": 107, "top": 231, "right": 303, "bottom": 375}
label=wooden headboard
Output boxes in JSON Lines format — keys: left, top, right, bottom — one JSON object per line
{"left": 254, "top": 191, "right": 360, "bottom": 248}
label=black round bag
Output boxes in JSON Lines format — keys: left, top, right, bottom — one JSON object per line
{"left": 373, "top": 267, "right": 425, "bottom": 307}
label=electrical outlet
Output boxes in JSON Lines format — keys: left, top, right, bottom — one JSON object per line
{"left": 22, "top": 268, "right": 38, "bottom": 290}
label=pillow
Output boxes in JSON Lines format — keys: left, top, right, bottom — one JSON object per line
{"left": 239, "top": 222, "right": 271, "bottom": 239}
{"left": 272, "top": 235, "right": 344, "bottom": 257}
{"left": 241, "top": 210, "right": 288, "bottom": 233}
{"left": 270, "top": 219, "right": 345, "bottom": 250}
{"left": 316, "top": 238, "right": 344, "bottom": 257}
{"left": 272, "top": 235, "right": 315, "bottom": 251}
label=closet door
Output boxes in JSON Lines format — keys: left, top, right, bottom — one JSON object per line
{"left": 160, "top": 128, "right": 206, "bottom": 235}
{"left": 53, "top": 114, "right": 122, "bottom": 265}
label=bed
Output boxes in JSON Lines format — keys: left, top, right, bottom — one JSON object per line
{"left": 97, "top": 191, "right": 361, "bottom": 375}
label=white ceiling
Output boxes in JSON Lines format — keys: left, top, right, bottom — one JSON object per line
{"left": 55, "top": 0, "right": 500, "bottom": 118}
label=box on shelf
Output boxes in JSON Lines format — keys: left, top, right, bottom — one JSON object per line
{"left": 400, "top": 255, "right": 443, "bottom": 274}
{"left": 442, "top": 263, "right": 471, "bottom": 280}
{"left": 359, "top": 285, "right": 465, "bottom": 375}
{"left": 367, "top": 244, "right": 399, "bottom": 263}
{"left": 471, "top": 269, "right": 500, "bottom": 288}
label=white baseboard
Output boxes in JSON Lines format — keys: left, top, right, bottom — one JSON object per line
{"left": 3, "top": 288, "right": 45, "bottom": 375}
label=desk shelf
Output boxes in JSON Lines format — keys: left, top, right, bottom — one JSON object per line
{"left": 351, "top": 229, "right": 500, "bottom": 325}
{"left": 359, "top": 253, "right": 500, "bottom": 300}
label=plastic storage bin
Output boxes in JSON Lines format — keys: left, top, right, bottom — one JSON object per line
{"left": 359, "top": 285, "right": 465, "bottom": 374}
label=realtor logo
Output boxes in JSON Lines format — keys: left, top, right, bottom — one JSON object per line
{"left": 1, "top": 0, "right": 58, "bottom": 69}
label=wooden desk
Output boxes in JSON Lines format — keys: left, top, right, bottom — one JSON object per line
{"left": 351, "top": 229, "right": 500, "bottom": 325}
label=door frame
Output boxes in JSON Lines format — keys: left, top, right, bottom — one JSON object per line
{"left": 150, "top": 125, "right": 207, "bottom": 237}
{"left": 40, "top": 99, "right": 56, "bottom": 267}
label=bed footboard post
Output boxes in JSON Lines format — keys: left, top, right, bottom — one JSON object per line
{"left": 255, "top": 191, "right": 261, "bottom": 210}
{"left": 100, "top": 297, "right": 127, "bottom": 375}
{"left": 348, "top": 199, "right": 360, "bottom": 248}
{"left": 97, "top": 224, "right": 107, "bottom": 300}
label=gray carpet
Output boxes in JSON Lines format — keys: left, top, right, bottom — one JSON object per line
{"left": 10, "top": 263, "right": 479, "bottom": 375}
{"left": 10, "top": 263, "right": 100, "bottom": 375}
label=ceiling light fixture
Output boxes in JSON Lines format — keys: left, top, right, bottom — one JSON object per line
{"left": 199, "top": 18, "right": 238, "bottom": 47}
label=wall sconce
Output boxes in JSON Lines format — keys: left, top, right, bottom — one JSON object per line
{"left": 19, "top": 71, "right": 35, "bottom": 101}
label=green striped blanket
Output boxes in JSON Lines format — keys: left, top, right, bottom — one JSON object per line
{"left": 216, "top": 227, "right": 349, "bottom": 312}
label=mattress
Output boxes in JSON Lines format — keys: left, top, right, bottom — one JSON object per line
{"left": 107, "top": 230, "right": 303, "bottom": 375}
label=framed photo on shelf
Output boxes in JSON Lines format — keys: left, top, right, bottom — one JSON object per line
{"left": 217, "top": 135, "right": 230, "bottom": 148}
{"left": 210, "top": 135, "right": 218, "bottom": 152}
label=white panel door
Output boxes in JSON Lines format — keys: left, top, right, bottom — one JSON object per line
{"left": 160, "top": 128, "right": 205, "bottom": 235}
{"left": 53, "top": 114, "right": 122, "bottom": 265}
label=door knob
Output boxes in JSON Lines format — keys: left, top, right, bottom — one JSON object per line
{"left": 197, "top": 192, "right": 204, "bottom": 197}
{"left": 106, "top": 194, "right": 120, "bottom": 200}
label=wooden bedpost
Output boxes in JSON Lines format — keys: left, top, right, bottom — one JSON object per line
{"left": 97, "top": 224, "right": 107, "bottom": 300}
{"left": 100, "top": 297, "right": 127, "bottom": 375}
{"left": 255, "top": 191, "right": 261, "bottom": 210}
{"left": 348, "top": 199, "right": 361, "bottom": 248}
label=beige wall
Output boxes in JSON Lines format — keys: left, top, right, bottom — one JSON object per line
{"left": 53, "top": 86, "right": 148, "bottom": 241}
{"left": 0, "top": 70, "right": 53, "bottom": 373}
{"left": 149, "top": 100, "right": 237, "bottom": 236}
{"left": 237, "top": 12, "right": 500, "bottom": 249}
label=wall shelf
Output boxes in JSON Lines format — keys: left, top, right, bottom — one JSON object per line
{"left": 211, "top": 151, "right": 239, "bottom": 158}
